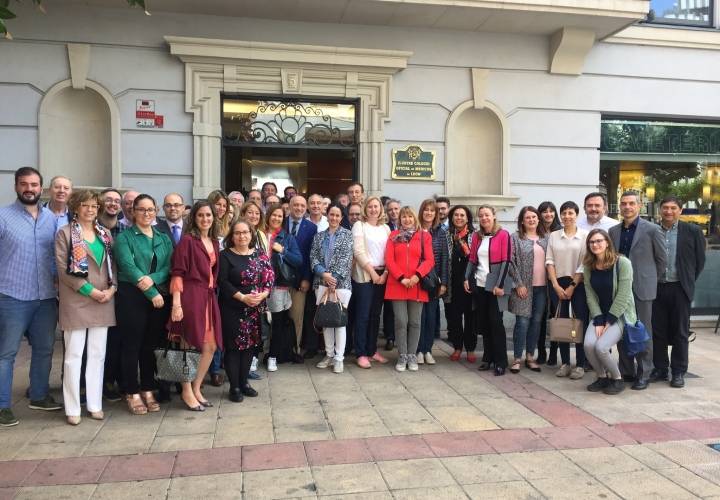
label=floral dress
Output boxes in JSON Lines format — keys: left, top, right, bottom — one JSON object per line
{"left": 218, "top": 248, "right": 275, "bottom": 351}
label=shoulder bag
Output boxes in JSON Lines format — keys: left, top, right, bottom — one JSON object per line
{"left": 313, "top": 288, "right": 348, "bottom": 330}
{"left": 614, "top": 260, "right": 650, "bottom": 357}
{"left": 154, "top": 322, "right": 200, "bottom": 382}
{"left": 419, "top": 231, "right": 441, "bottom": 293}
{"left": 548, "top": 300, "right": 584, "bottom": 343}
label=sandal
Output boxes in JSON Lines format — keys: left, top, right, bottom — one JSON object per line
{"left": 126, "top": 394, "right": 147, "bottom": 415}
{"left": 510, "top": 360, "right": 521, "bottom": 374}
{"left": 525, "top": 359, "right": 541, "bottom": 372}
{"left": 140, "top": 391, "right": 161, "bottom": 412}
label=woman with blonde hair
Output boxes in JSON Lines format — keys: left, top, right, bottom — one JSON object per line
{"left": 208, "top": 190, "right": 231, "bottom": 241}
{"left": 583, "top": 229, "right": 635, "bottom": 395}
{"left": 239, "top": 200, "right": 268, "bottom": 254}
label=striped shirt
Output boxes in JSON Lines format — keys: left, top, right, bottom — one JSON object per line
{"left": 0, "top": 200, "right": 57, "bottom": 301}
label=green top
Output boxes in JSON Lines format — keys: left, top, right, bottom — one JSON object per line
{"left": 584, "top": 255, "right": 637, "bottom": 331}
{"left": 78, "top": 237, "right": 106, "bottom": 297}
{"left": 114, "top": 226, "right": 173, "bottom": 299}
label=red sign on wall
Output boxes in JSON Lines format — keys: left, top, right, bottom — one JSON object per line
{"left": 136, "top": 99, "right": 164, "bottom": 129}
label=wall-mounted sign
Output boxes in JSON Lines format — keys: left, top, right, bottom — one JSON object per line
{"left": 391, "top": 145, "right": 435, "bottom": 180}
{"left": 136, "top": 99, "right": 164, "bottom": 129}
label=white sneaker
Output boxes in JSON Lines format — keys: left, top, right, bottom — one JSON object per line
{"left": 407, "top": 354, "right": 419, "bottom": 372}
{"left": 250, "top": 356, "right": 259, "bottom": 372}
{"left": 395, "top": 354, "right": 407, "bottom": 372}
{"left": 416, "top": 353, "right": 425, "bottom": 364}
{"left": 268, "top": 357, "right": 278, "bottom": 372}
{"left": 333, "top": 360, "right": 344, "bottom": 373}
{"left": 316, "top": 356, "right": 334, "bottom": 369}
{"left": 569, "top": 366, "right": 585, "bottom": 380}
{"left": 555, "top": 364, "right": 572, "bottom": 377}
{"left": 424, "top": 352, "right": 436, "bottom": 365}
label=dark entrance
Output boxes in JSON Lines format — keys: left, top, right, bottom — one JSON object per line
{"left": 221, "top": 95, "right": 359, "bottom": 198}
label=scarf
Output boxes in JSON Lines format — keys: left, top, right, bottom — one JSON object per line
{"left": 453, "top": 226, "right": 470, "bottom": 256}
{"left": 67, "top": 219, "right": 114, "bottom": 286}
{"left": 392, "top": 227, "right": 416, "bottom": 243}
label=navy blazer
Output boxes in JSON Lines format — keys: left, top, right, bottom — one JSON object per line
{"left": 284, "top": 217, "right": 317, "bottom": 286}
{"left": 155, "top": 217, "right": 181, "bottom": 248}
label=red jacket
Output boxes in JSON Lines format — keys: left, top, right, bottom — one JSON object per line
{"left": 384, "top": 230, "right": 435, "bottom": 302}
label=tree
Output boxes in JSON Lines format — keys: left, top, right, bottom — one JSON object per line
{"left": 0, "top": 0, "right": 148, "bottom": 39}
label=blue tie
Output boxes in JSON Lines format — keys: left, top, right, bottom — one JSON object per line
{"left": 172, "top": 224, "right": 181, "bottom": 244}
{"left": 292, "top": 220, "right": 298, "bottom": 236}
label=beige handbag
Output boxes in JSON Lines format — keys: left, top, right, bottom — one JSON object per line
{"left": 548, "top": 301, "right": 584, "bottom": 343}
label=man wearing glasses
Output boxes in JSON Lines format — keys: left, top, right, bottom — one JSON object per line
{"left": 156, "top": 193, "right": 185, "bottom": 248}
{"left": 98, "top": 188, "right": 123, "bottom": 237}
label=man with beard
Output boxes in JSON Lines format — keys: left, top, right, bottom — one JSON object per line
{"left": 98, "top": 188, "right": 123, "bottom": 237}
{"left": 0, "top": 167, "right": 63, "bottom": 427}
{"left": 578, "top": 192, "right": 617, "bottom": 232}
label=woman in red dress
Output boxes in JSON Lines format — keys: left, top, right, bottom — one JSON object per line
{"left": 170, "top": 201, "right": 223, "bottom": 411}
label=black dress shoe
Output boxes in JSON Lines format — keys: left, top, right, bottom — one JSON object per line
{"left": 210, "top": 373, "right": 224, "bottom": 387}
{"left": 536, "top": 350, "right": 547, "bottom": 365}
{"left": 631, "top": 379, "right": 649, "bottom": 391}
{"left": 385, "top": 340, "right": 395, "bottom": 351}
{"left": 546, "top": 354, "right": 557, "bottom": 367}
{"left": 229, "top": 388, "right": 243, "bottom": 403}
{"left": 622, "top": 375, "right": 636, "bottom": 383}
{"left": 241, "top": 385, "right": 258, "bottom": 397}
{"left": 478, "top": 362, "right": 493, "bottom": 371}
{"left": 649, "top": 369, "right": 669, "bottom": 382}
{"left": 494, "top": 366, "right": 506, "bottom": 376}
{"left": 670, "top": 373, "right": 685, "bottom": 388}
{"left": 303, "top": 350, "right": 318, "bottom": 360}
{"left": 292, "top": 353, "right": 305, "bottom": 364}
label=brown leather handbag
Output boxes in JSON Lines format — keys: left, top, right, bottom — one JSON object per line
{"left": 548, "top": 301, "right": 584, "bottom": 343}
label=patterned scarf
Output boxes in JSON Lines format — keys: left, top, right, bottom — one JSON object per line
{"left": 392, "top": 227, "right": 416, "bottom": 243}
{"left": 67, "top": 219, "right": 114, "bottom": 286}
{"left": 453, "top": 226, "right": 470, "bottom": 256}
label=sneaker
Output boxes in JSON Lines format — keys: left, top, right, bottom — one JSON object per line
{"left": 555, "top": 364, "right": 572, "bottom": 378}
{"left": 28, "top": 395, "right": 63, "bottom": 411}
{"left": 586, "top": 378, "right": 610, "bottom": 392}
{"left": 316, "top": 356, "right": 334, "bottom": 369}
{"left": 0, "top": 408, "right": 19, "bottom": 427}
{"left": 357, "top": 356, "right": 371, "bottom": 369}
{"left": 407, "top": 354, "right": 419, "bottom": 372}
{"left": 267, "top": 357, "right": 278, "bottom": 372}
{"left": 603, "top": 379, "right": 626, "bottom": 395}
{"left": 424, "top": 352, "right": 436, "bottom": 365}
{"left": 333, "top": 360, "right": 344, "bottom": 373}
{"left": 395, "top": 354, "right": 408, "bottom": 372}
{"left": 248, "top": 371, "right": 262, "bottom": 380}
{"left": 416, "top": 352, "right": 425, "bottom": 364}
{"left": 569, "top": 366, "right": 585, "bottom": 380}
{"left": 371, "top": 352, "right": 389, "bottom": 364}
{"left": 250, "top": 356, "right": 259, "bottom": 372}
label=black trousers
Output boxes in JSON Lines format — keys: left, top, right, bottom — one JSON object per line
{"left": 446, "top": 286, "right": 476, "bottom": 351}
{"left": 652, "top": 282, "right": 690, "bottom": 375}
{"left": 224, "top": 348, "right": 253, "bottom": 390}
{"left": 301, "top": 296, "right": 320, "bottom": 353}
{"left": 382, "top": 299, "right": 395, "bottom": 341}
{"left": 116, "top": 283, "right": 169, "bottom": 394}
{"left": 548, "top": 277, "right": 588, "bottom": 366}
{"left": 475, "top": 289, "right": 507, "bottom": 368}
{"left": 269, "top": 310, "right": 294, "bottom": 363}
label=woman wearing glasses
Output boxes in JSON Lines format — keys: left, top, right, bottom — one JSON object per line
{"left": 114, "top": 194, "right": 173, "bottom": 415}
{"left": 56, "top": 190, "right": 117, "bottom": 425}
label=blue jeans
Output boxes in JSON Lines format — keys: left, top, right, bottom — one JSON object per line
{"left": 418, "top": 298, "right": 439, "bottom": 353}
{"left": 0, "top": 295, "right": 57, "bottom": 408}
{"left": 210, "top": 349, "right": 223, "bottom": 375}
{"left": 512, "top": 286, "right": 546, "bottom": 359}
{"left": 352, "top": 280, "right": 385, "bottom": 357}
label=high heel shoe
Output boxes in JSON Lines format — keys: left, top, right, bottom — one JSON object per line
{"left": 67, "top": 415, "right": 81, "bottom": 425}
{"left": 184, "top": 401, "right": 205, "bottom": 412}
{"left": 198, "top": 400, "right": 213, "bottom": 408}
{"left": 126, "top": 394, "right": 147, "bottom": 415}
{"left": 140, "top": 391, "right": 160, "bottom": 412}
{"left": 89, "top": 411, "right": 104, "bottom": 420}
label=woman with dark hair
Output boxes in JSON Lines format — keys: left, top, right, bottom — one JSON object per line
{"left": 582, "top": 229, "right": 635, "bottom": 395}
{"left": 444, "top": 205, "right": 476, "bottom": 362}
{"left": 56, "top": 190, "right": 116, "bottom": 424}
{"left": 114, "top": 194, "right": 173, "bottom": 415}
{"left": 545, "top": 200, "right": 589, "bottom": 381}
{"left": 464, "top": 205, "right": 513, "bottom": 376}
{"left": 219, "top": 219, "right": 274, "bottom": 402}
{"left": 536, "top": 201, "right": 562, "bottom": 364}
{"left": 509, "top": 206, "right": 548, "bottom": 373}
{"left": 170, "top": 201, "right": 223, "bottom": 411}
{"left": 417, "top": 199, "right": 449, "bottom": 364}
{"left": 264, "top": 203, "right": 302, "bottom": 371}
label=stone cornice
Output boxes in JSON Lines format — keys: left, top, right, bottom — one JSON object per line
{"left": 605, "top": 25, "right": 720, "bottom": 50}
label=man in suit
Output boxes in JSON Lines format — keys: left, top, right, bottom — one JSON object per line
{"left": 609, "top": 191, "right": 666, "bottom": 390}
{"left": 155, "top": 193, "right": 185, "bottom": 247}
{"left": 285, "top": 195, "right": 318, "bottom": 361}
{"left": 651, "top": 195, "right": 705, "bottom": 388}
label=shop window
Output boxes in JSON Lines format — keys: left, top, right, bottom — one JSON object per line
{"left": 647, "top": 0, "right": 713, "bottom": 27}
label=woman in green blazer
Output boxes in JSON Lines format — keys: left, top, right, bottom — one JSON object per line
{"left": 582, "top": 229, "right": 636, "bottom": 396}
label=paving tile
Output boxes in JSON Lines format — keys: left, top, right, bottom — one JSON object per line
{"left": 364, "top": 435, "right": 435, "bottom": 461}
{"left": 441, "top": 454, "right": 522, "bottom": 484}
{"left": 530, "top": 474, "right": 621, "bottom": 499}
{"left": 463, "top": 480, "right": 543, "bottom": 499}
{"left": 482, "top": 428, "right": 552, "bottom": 453}
{"left": 615, "top": 421, "right": 693, "bottom": 443}
{"left": 0, "top": 459, "right": 40, "bottom": 488}
{"left": 311, "top": 462, "right": 387, "bottom": 496}
{"left": 242, "top": 442, "right": 307, "bottom": 471}
{"left": 618, "top": 444, "right": 679, "bottom": 470}
{"left": 0, "top": 488, "right": 17, "bottom": 500}
{"left": 597, "top": 469, "right": 698, "bottom": 499}
{"left": 100, "top": 452, "right": 176, "bottom": 483}
{"left": 319, "top": 493, "right": 391, "bottom": 500}
{"left": 657, "top": 467, "right": 720, "bottom": 497}
{"left": 155, "top": 415, "right": 218, "bottom": 437}
{"left": 391, "top": 485, "right": 468, "bottom": 499}
{"left": 168, "top": 472, "right": 242, "bottom": 499}
{"left": 149, "top": 433, "right": 214, "bottom": 453}
{"left": 422, "top": 431, "right": 494, "bottom": 458}
{"left": 242, "top": 466, "right": 316, "bottom": 499}
{"left": 13, "top": 440, "right": 91, "bottom": 461}
{"left": 688, "top": 463, "right": 720, "bottom": 485}
{"left": 374, "top": 405, "right": 445, "bottom": 435}
{"left": 505, "top": 450, "right": 585, "bottom": 480}
{"left": 304, "top": 438, "right": 372, "bottom": 466}
{"left": 424, "top": 406, "right": 499, "bottom": 432}
{"left": 650, "top": 440, "right": 720, "bottom": 466}
{"left": 586, "top": 424, "right": 638, "bottom": 445}
{"left": 664, "top": 418, "right": 720, "bottom": 440}
{"left": 24, "top": 456, "right": 109, "bottom": 487}
{"left": 532, "top": 426, "right": 610, "bottom": 450}
{"left": 323, "top": 407, "right": 390, "bottom": 439}
{"left": 377, "top": 458, "right": 456, "bottom": 490}
{"left": 561, "top": 446, "right": 647, "bottom": 475}
{"left": 92, "top": 478, "right": 170, "bottom": 499}
{"left": 14, "top": 483, "right": 97, "bottom": 500}
{"left": 173, "top": 446, "right": 243, "bottom": 477}
{"left": 214, "top": 421, "right": 275, "bottom": 447}
{"left": 515, "top": 398, "right": 605, "bottom": 427}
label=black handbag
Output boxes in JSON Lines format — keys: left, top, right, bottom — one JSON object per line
{"left": 313, "top": 288, "right": 348, "bottom": 330}
{"left": 272, "top": 251, "right": 298, "bottom": 284}
{"left": 419, "top": 231, "right": 440, "bottom": 292}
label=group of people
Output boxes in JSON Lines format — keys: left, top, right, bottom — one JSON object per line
{"left": 0, "top": 166, "right": 705, "bottom": 428}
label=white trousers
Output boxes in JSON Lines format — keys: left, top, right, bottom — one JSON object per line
{"left": 316, "top": 287, "right": 351, "bottom": 361}
{"left": 63, "top": 327, "right": 108, "bottom": 416}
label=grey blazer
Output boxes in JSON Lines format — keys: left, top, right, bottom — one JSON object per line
{"left": 608, "top": 218, "right": 667, "bottom": 301}
{"left": 310, "top": 227, "right": 354, "bottom": 291}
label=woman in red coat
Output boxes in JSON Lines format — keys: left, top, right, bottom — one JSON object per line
{"left": 385, "top": 206, "right": 434, "bottom": 372}
{"left": 170, "top": 201, "right": 223, "bottom": 411}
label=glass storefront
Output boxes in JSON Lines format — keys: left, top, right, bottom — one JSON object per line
{"left": 600, "top": 117, "right": 720, "bottom": 313}
{"left": 648, "top": 0, "right": 713, "bottom": 27}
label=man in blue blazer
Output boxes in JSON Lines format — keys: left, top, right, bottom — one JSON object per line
{"left": 285, "top": 195, "right": 318, "bottom": 361}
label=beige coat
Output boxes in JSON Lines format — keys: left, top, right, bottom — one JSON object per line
{"left": 55, "top": 225, "right": 117, "bottom": 331}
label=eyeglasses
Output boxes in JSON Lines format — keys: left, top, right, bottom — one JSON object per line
{"left": 233, "top": 230, "right": 251, "bottom": 236}
{"left": 588, "top": 239, "right": 606, "bottom": 245}
{"left": 134, "top": 208, "right": 157, "bottom": 215}
{"left": 80, "top": 203, "right": 100, "bottom": 210}
{"left": 164, "top": 203, "right": 184, "bottom": 209}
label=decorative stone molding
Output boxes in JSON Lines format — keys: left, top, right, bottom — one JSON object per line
{"left": 605, "top": 25, "right": 720, "bottom": 50}
{"left": 166, "top": 36, "right": 412, "bottom": 199}
{"left": 67, "top": 44, "right": 90, "bottom": 90}
{"left": 471, "top": 68, "right": 489, "bottom": 110}
{"left": 549, "top": 27, "right": 596, "bottom": 75}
